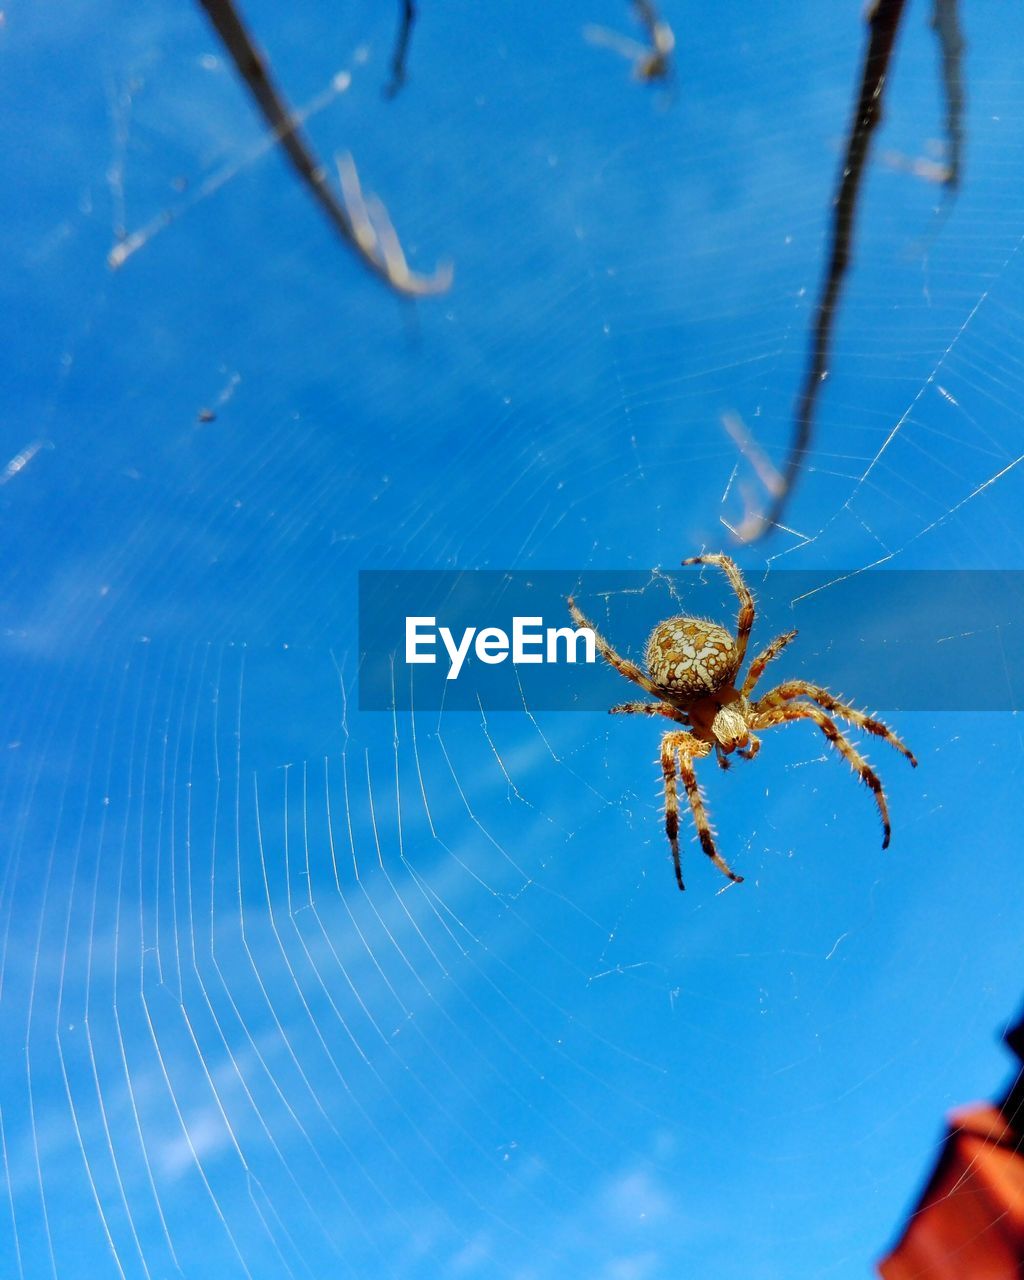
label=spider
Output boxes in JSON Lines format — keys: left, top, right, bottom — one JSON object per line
{"left": 567, "top": 553, "right": 917, "bottom": 890}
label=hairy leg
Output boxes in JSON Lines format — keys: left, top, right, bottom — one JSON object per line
{"left": 741, "top": 630, "right": 798, "bottom": 697}
{"left": 660, "top": 735, "right": 685, "bottom": 890}
{"left": 752, "top": 702, "right": 893, "bottom": 847}
{"left": 610, "top": 700, "right": 690, "bottom": 726}
{"left": 568, "top": 596, "right": 663, "bottom": 698}
{"left": 682, "top": 553, "right": 756, "bottom": 667}
{"left": 755, "top": 680, "right": 917, "bottom": 766}
{"left": 662, "top": 731, "right": 743, "bottom": 885}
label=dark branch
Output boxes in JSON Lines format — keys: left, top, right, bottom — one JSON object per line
{"left": 752, "top": 0, "right": 908, "bottom": 539}
{"left": 195, "top": 0, "right": 451, "bottom": 297}
{"left": 383, "top": 0, "right": 416, "bottom": 100}
{"left": 631, "top": 0, "right": 675, "bottom": 82}
{"left": 932, "top": 0, "right": 965, "bottom": 189}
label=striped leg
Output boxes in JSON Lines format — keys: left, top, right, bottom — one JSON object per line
{"left": 610, "top": 700, "right": 690, "bottom": 727}
{"left": 752, "top": 702, "right": 893, "bottom": 847}
{"left": 741, "top": 630, "right": 798, "bottom": 696}
{"left": 682, "top": 554, "right": 756, "bottom": 667}
{"left": 568, "top": 596, "right": 663, "bottom": 698}
{"left": 755, "top": 680, "right": 917, "bottom": 766}
{"left": 661, "top": 731, "right": 742, "bottom": 888}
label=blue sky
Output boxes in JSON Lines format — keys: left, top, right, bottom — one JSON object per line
{"left": 3, "top": 1, "right": 1024, "bottom": 1277}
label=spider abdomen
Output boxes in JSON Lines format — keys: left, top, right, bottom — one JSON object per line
{"left": 646, "top": 616, "right": 737, "bottom": 696}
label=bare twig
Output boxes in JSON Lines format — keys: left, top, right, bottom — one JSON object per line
{"left": 721, "top": 414, "right": 788, "bottom": 540}
{"left": 747, "top": 0, "right": 908, "bottom": 540}
{"left": 584, "top": 0, "right": 675, "bottom": 83}
{"left": 631, "top": 0, "right": 675, "bottom": 82}
{"left": 931, "top": 0, "right": 965, "bottom": 189}
{"left": 720, "top": 412, "right": 786, "bottom": 541}
{"left": 193, "top": 0, "right": 451, "bottom": 297}
{"left": 865, "top": 1, "right": 964, "bottom": 190}
{"left": 879, "top": 148, "right": 952, "bottom": 184}
{"left": 383, "top": 0, "right": 416, "bottom": 99}
{"left": 722, "top": 412, "right": 785, "bottom": 502}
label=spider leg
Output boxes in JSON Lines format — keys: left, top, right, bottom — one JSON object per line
{"left": 755, "top": 680, "right": 917, "bottom": 766}
{"left": 662, "top": 731, "right": 743, "bottom": 885}
{"left": 740, "top": 630, "right": 798, "bottom": 697}
{"left": 568, "top": 596, "right": 664, "bottom": 698}
{"left": 752, "top": 701, "right": 893, "bottom": 848}
{"left": 610, "top": 700, "right": 690, "bottom": 726}
{"left": 682, "top": 553, "right": 756, "bottom": 667}
{"left": 660, "top": 735, "right": 685, "bottom": 890}
{"left": 715, "top": 744, "right": 732, "bottom": 771}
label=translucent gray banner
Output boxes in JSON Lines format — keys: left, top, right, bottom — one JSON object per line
{"left": 358, "top": 569, "right": 1024, "bottom": 711}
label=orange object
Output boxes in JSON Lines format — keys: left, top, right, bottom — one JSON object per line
{"left": 878, "top": 1016, "right": 1024, "bottom": 1279}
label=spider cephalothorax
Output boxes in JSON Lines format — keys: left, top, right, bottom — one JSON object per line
{"left": 568, "top": 553, "right": 917, "bottom": 890}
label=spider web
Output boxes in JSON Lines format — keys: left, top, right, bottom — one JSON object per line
{"left": 3, "top": 1, "right": 1024, "bottom": 1277}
